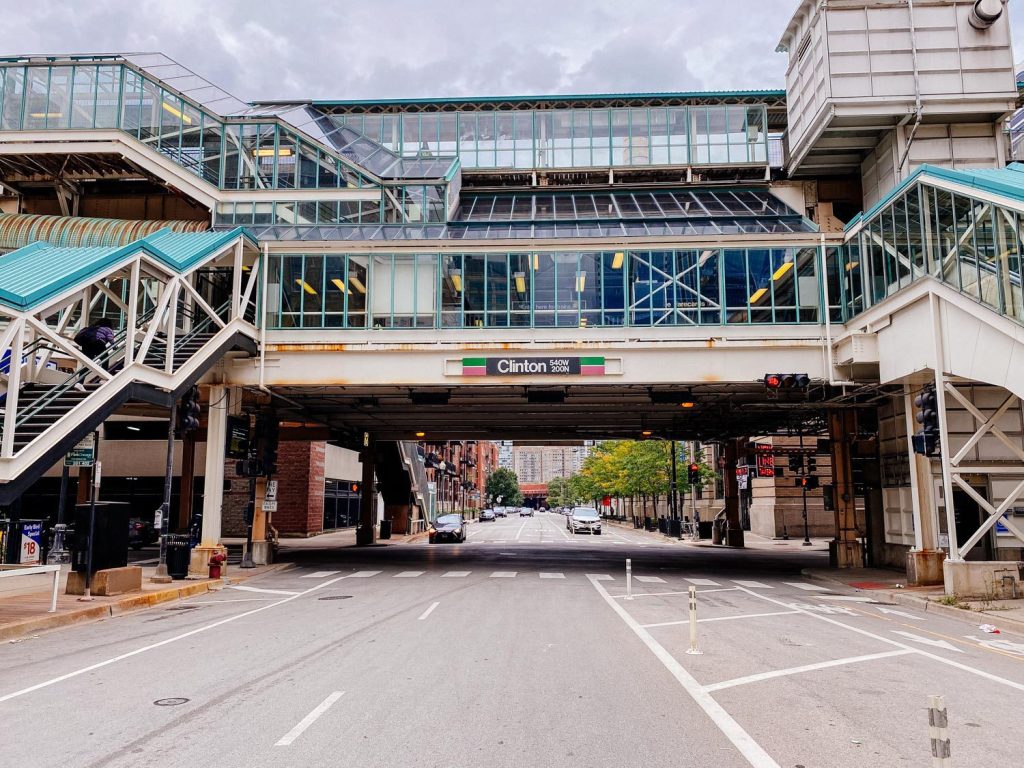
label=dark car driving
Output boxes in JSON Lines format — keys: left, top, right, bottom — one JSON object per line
{"left": 429, "top": 513, "right": 466, "bottom": 543}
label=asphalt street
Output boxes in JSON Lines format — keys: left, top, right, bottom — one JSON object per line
{"left": 1, "top": 512, "right": 1022, "bottom": 767}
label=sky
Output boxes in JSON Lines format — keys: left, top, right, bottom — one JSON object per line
{"left": 5, "top": 0, "right": 1023, "bottom": 103}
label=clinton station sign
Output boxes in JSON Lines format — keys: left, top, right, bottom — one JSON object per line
{"left": 459, "top": 356, "right": 606, "bottom": 376}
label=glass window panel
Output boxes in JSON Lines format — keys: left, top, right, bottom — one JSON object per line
{"left": 277, "top": 255, "right": 304, "bottom": 328}
{"left": 485, "top": 254, "right": 510, "bottom": 327}
{"left": 1, "top": 67, "right": 24, "bottom": 130}
{"left": 745, "top": 249, "right": 772, "bottom": 323}
{"left": 200, "top": 117, "right": 223, "bottom": 185}
{"left": 973, "top": 202, "right": 999, "bottom": 310}
{"left": 905, "top": 185, "right": 925, "bottom": 278}
{"left": 119, "top": 69, "right": 143, "bottom": 138}
{"left": 138, "top": 78, "right": 161, "bottom": 143}
{"left": 611, "top": 109, "right": 630, "bottom": 166}
{"left": 795, "top": 247, "right": 819, "bottom": 322}
{"left": 952, "top": 194, "right": 976, "bottom": 295}
{"left": 441, "top": 254, "right": 464, "bottom": 327}
{"left": 93, "top": 65, "right": 120, "bottom": 128}
{"left": 770, "top": 249, "right": 797, "bottom": 322}
{"left": 932, "top": 187, "right": 955, "bottom": 281}
{"left": 23, "top": 68, "right": 52, "bottom": 130}
{"left": 723, "top": 249, "right": 748, "bottom": 322}
{"left": 463, "top": 253, "right": 486, "bottom": 327}
{"left": 323, "top": 255, "right": 346, "bottom": 327}
{"left": 868, "top": 219, "right": 886, "bottom": 303}
{"left": 348, "top": 256, "right": 368, "bottom": 327}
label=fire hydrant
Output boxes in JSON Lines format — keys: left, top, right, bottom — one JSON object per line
{"left": 208, "top": 552, "right": 227, "bottom": 579}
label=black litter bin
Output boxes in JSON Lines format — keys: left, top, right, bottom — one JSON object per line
{"left": 697, "top": 521, "right": 713, "bottom": 539}
{"left": 165, "top": 535, "right": 191, "bottom": 580}
{"left": 379, "top": 519, "right": 392, "bottom": 540}
{"left": 669, "top": 519, "right": 682, "bottom": 538}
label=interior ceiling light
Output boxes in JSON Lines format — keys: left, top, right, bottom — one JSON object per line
{"left": 349, "top": 275, "right": 366, "bottom": 293}
{"left": 680, "top": 400, "right": 696, "bottom": 409}
{"left": 254, "top": 147, "right": 293, "bottom": 157}
{"left": 330, "top": 278, "right": 348, "bottom": 294}
{"left": 161, "top": 102, "right": 192, "bottom": 124}
{"left": 415, "top": 431, "right": 426, "bottom": 438}
{"left": 611, "top": 251, "right": 625, "bottom": 269}
{"left": 295, "top": 278, "right": 317, "bottom": 295}
{"left": 641, "top": 430, "right": 653, "bottom": 437}
{"left": 29, "top": 112, "right": 62, "bottom": 119}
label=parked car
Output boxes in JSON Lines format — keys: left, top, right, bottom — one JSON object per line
{"left": 519, "top": 507, "right": 534, "bottom": 517}
{"left": 429, "top": 513, "right": 466, "bottom": 543}
{"left": 128, "top": 517, "right": 158, "bottom": 550}
{"left": 494, "top": 507, "right": 508, "bottom": 518}
{"left": 567, "top": 507, "right": 602, "bottom": 535}
{"left": 480, "top": 509, "right": 496, "bottom": 522}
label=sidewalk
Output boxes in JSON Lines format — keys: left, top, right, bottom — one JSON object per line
{"left": 602, "top": 517, "right": 833, "bottom": 552}
{"left": 802, "top": 566, "right": 1024, "bottom": 637}
{"left": 0, "top": 561, "right": 292, "bottom": 643}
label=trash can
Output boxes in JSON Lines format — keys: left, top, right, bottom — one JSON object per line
{"left": 698, "top": 521, "right": 713, "bottom": 540}
{"left": 669, "top": 519, "right": 682, "bottom": 538}
{"left": 165, "top": 535, "right": 191, "bottom": 580}
{"left": 379, "top": 519, "right": 392, "bottom": 539}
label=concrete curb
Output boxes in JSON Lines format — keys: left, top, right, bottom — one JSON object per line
{"left": 0, "top": 562, "right": 295, "bottom": 643}
{"left": 799, "top": 568, "right": 1024, "bottom": 637}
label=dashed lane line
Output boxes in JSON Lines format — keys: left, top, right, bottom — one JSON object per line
{"left": 417, "top": 602, "right": 440, "bottom": 621}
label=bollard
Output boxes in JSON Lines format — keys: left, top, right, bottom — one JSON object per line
{"left": 625, "top": 559, "right": 633, "bottom": 600}
{"left": 685, "top": 585, "right": 703, "bottom": 655}
{"left": 928, "top": 695, "right": 951, "bottom": 767}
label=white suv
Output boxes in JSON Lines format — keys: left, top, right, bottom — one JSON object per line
{"left": 567, "top": 507, "right": 602, "bottom": 535}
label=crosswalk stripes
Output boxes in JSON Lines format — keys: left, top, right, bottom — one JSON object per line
{"left": 684, "top": 578, "right": 721, "bottom": 587}
{"left": 634, "top": 576, "right": 666, "bottom": 583}
{"left": 733, "top": 580, "right": 773, "bottom": 589}
{"left": 440, "top": 571, "right": 470, "bottom": 578}
{"left": 349, "top": 571, "right": 382, "bottom": 578}
{"left": 490, "top": 571, "right": 517, "bottom": 578}
{"left": 587, "top": 574, "right": 615, "bottom": 581}
{"left": 300, "top": 571, "right": 340, "bottom": 578}
{"left": 539, "top": 572, "right": 565, "bottom": 579}
{"left": 783, "top": 582, "right": 831, "bottom": 591}
{"left": 394, "top": 571, "right": 425, "bottom": 578}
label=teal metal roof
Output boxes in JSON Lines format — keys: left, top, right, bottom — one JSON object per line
{"left": 847, "top": 163, "right": 1024, "bottom": 232}
{"left": 307, "top": 88, "right": 787, "bottom": 109}
{"left": 0, "top": 227, "right": 254, "bottom": 311}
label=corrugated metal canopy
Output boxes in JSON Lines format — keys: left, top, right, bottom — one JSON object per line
{"left": 0, "top": 212, "right": 208, "bottom": 252}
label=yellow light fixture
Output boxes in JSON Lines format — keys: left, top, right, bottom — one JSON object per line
{"left": 295, "top": 278, "right": 317, "bottom": 295}
{"left": 575, "top": 271, "right": 587, "bottom": 293}
{"left": 749, "top": 287, "right": 768, "bottom": 304}
{"left": 415, "top": 431, "right": 426, "bottom": 438}
{"left": 450, "top": 269, "right": 463, "bottom": 292}
{"left": 254, "top": 147, "right": 293, "bottom": 157}
{"left": 680, "top": 401, "right": 696, "bottom": 409}
{"left": 771, "top": 260, "right": 794, "bottom": 281}
{"left": 349, "top": 275, "right": 367, "bottom": 293}
{"left": 29, "top": 112, "right": 62, "bottom": 119}
{"left": 161, "top": 102, "right": 192, "bottom": 124}
{"left": 641, "top": 430, "right": 653, "bottom": 437}
{"left": 845, "top": 261, "right": 860, "bottom": 272}
{"left": 532, "top": 253, "right": 540, "bottom": 270}
{"left": 330, "top": 278, "right": 348, "bottom": 294}
{"left": 514, "top": 271, "right": 526, "bottom": 293}
{"left": 611, "top": 251, "right": 625, "bottom": 269}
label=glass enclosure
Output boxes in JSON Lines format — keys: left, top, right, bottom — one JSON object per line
{"left": 325, "top": 104, "right": 770, "bottom": 171}
{"left": 847, "top": 181, "right": 1024, "bottom": 324}
{"left": 266, "top": 248, "right": 839, "bottom": 330}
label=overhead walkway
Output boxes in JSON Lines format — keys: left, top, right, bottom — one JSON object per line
{"left": 0, "top": 227, "right": 261, "bottom": 503}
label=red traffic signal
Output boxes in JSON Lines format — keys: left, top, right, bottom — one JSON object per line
{"left": 350, "top": 482, "right": 360, "bottom": 493}
{"left": 687, "top": 463, "right": 700, "bottom": 484}
{"left": 764, "top": 373, "right": 810, "bottom": 390}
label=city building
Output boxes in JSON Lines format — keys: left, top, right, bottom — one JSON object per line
{"left": 512, "top": 444, "right": 592, "bottom": 484}
{"left": 0, "top": 1, "right": 1021, "bottom": 594}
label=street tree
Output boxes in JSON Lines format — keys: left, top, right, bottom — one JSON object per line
{"left": 486, "top": 467, "right": 523, "bottom": 507}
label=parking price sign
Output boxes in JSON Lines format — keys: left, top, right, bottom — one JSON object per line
{"left": 65, "top": 435, "right": 95, "bottom": 467}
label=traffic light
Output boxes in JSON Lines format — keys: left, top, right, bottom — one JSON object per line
{"left": 913, "top": 385, "right": 940, "bottom": 456}
{"left": 806, "top": 456, "right": 817, "bottom": 473}
{"left": 764, "top": 374, "right": 810, "bottom": 390}
{"left": 788, "top": 454, "right": 802, "bottom": 473}
{"left": 795, "top": 476, "right": 819, "bottom": 490}
{"left": 687, "top": 463, "right": 700, "bottom": 485}
{"left": 255, "top": 413, "right": 280, "bottom": 477}
{"left": 235, "top": 459, "right": 261, "bottom": 477}
{"left": 177, "top": 385, "right": 201, "bottom": 435}
{"left": 349, "top": 482, "right": 360, "bottom": 494}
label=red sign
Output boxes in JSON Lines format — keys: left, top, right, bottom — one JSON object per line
{"left": 602, "top": 495, "right": 611, "bottom": 506}
{"left": 754, "top": 444, "right": 775, "bottom": 478}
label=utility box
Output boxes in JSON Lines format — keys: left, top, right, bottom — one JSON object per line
{"left": 778, "top": 0, "right": 1018, "bottom": 200}
{"left": 72, "top": 502, "right": 130, "bottom": 573}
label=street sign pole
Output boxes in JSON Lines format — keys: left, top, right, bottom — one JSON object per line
{"left": 78, "top": 431, "right": 100, "bottom": 602}
{"left": 152, "top": 402, "right": 176, "bottom": 583}
{"left": 800, "top": 431, "right": 812, "bottom": 546}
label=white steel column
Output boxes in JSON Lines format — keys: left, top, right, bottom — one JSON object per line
{"left": 930, "top": 294, "right": 960, "bottom": 560}
{"left": 200, "top": 384, "right": 228, "bottom": 547}
{"left": 1, "top": 319, "right": 25, "bottom": 458}
{"left": 903, "top": 386, "right": 925, "bottom": 551}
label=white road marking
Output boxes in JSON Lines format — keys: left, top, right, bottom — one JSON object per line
{"left": 515, "top": 522, "right": 527, "bottom": 540}
{"left": 228, "top": 585, "right": 299, "bottom": 596}
{"left": 962, "top": 635, "right": 1024, "bottom": 656}
{"left": 782, "top": 582, "right": 831, "bottom": 591}
{"left": 642, "top": 611, "right": 800, "bottom": 629}
{"left": 587, "top": 576, "right": 780, "bottom": 768}
{"left": 816, "top": 596, "right": 875, "bottom": 602}
{"left": 703, "top": 650, "right": 914, "bottom": 693}
{"left": 301, "top": 571, "right": 340, "bottom": 579}
{"left": 587, "top": 574, "right": 614, "bottom": 581}
{"left": 0, "top": 573, "right": 354, "bottom": 704}
{"left": 635, "top": 576, "right": 666, "bottom": 583}
{"left": 441, "top": 571, "right": 471, "bottom": 578}
{"left": 732, "top": 580, "right": 773, "bottom": 589}
{"left": 275, "top": 691, "right": 345, "bottom": 746}
{"left": 190, "top": 598, "right": 280, "bottom": 604}
{"left": 348, "top": 571, "right": 381, "bottom": 578}
{"left": 875, "top": 606, "right": 925, "bottom": 620}
{"left": 891, "top": 631, "right": 963, "bottom": 653}
{"left": 394, "top": 571, "right": 424, "bottom": 578}
{"left": 489, "top": 571, "right": 517, "bottom": 578}
{"left": 685, "top": 578, "right": 721, "bottom": 587}
{"left": 418, "top": 602, "right": 440, "bottom": 621}
{"left": 539, "top": 572, "right": 565, "bottom": 579}
{"left": 613, "top": 588, "right": 740, "bottom": 599}
{"left": 735, "top": 586, "right": 1024, "bottom": 693}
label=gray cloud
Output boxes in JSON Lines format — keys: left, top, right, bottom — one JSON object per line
{"left": 4, "top": 0, "right": 1022, "bottom": 102}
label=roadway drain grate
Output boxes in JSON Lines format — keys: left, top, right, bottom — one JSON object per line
{"left": 154, "top": 698, "right": 190, "bottom": 707}
{"left": 318, "top": 595, "right": 353, "bottom": 601}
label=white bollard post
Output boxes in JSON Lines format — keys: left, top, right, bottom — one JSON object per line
{"left": 686, "top": 585, "right": 703, "bottom": 655}
{"left": 928, "top": 695, "right": 951, "bottom": 767}
{"left": 625, "top": 559, "right": 633, "bottom": 600}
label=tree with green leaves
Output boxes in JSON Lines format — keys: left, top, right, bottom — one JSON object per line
{"left": 546, "top": 476, "right": 572, "bottom": 508}
{"left": 485, "top": 467, "right": 523, "bottom": 507}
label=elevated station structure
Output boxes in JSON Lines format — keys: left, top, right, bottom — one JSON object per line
{"left": 0, "top": 0, "right": 1022, "bottom": 594}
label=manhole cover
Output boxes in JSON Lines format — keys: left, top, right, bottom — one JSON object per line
{"left": 318, "top": 595, "right": 353, "bottom": 601}
{"left": 154, "top": 698, "right": 190, "bottom": 707}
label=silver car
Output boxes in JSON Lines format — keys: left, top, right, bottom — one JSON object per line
{"left": 567, "top": 507, "right": 602, "bottom": 535}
